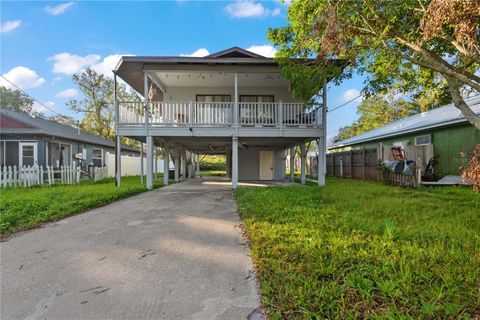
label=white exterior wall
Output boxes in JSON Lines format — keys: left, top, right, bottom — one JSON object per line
{"left": 238, "top": 147, "right": 286, "bottom": 180}
{"left": 162, "top": 86, "right": 301, "bottom": 103}
{"left": 105, "top": 153, "right": 173, "bottom": 177}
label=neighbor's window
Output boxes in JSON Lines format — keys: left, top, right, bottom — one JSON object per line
{"left": 415, "top": 134, "right": 431, "bottom": 146}
{"left": 92, "top": 148, "right": 103, "bottom": 167}
{"left": 47, "top": 142, "right": 72, "bottom": 167}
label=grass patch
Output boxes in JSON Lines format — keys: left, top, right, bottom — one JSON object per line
{"left": 0, "top": 175, "right": 165, "bottom": 236}
{"left": 236, "top": 177, "right": 480, "bottom": 319}
{"left": 200, "top": 170, "right": 227, "bottom": 177}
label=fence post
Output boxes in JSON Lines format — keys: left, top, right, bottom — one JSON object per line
{"left": 61, "top": 166, "right": 64, "bottom": 185}
{"left": 340, "top": 158, "right": 344, "bottom": 178}
{"left": 362, "top": 147, "right": 366, "bottom": 180}
{"left": 349, "top": 150, "right": 353, "bottom": 178}
{"left": 77, "top": 166, "right": 80, "bottom": 183}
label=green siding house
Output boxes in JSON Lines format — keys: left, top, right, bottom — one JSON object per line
{"left": 328, "top": 96, "right": 480, "bottom": 176}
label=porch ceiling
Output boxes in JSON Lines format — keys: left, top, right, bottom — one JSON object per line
{"left": 150, "top": 71, "right": 289, "bottom": 88}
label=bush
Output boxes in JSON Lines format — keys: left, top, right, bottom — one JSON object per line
{"left": 461, "top": 144, "right": 480, "bottom": 192}
{"left": 199, "top": 155, "right": 226, "bottom": 170}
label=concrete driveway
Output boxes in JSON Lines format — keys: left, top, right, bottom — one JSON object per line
{"left": 1, "top": 178, "right": 262, "bottom": 320}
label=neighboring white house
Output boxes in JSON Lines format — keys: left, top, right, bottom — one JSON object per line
{"left": 114, "top": 47, "right": 329, "bottom": 188}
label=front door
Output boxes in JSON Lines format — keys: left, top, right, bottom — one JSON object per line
{"left": 259, "top": 150, "right": 274, "bottom": 180}
{"left": 19, "top": 142, "right": 37, "bottom": 167}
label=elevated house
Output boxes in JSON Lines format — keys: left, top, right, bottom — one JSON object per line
{"left": 0, "top": 109, "right": 139, "bottom": 171}
{"left": 114, "top": 47, "right": 330, "bottom": 188}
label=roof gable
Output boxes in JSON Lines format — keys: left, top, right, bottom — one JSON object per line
{"left": 0, "top": 114, "right": 36, "bottom": 129}
{"left": 207, "top": 47, "right": 265, "bottom": 59}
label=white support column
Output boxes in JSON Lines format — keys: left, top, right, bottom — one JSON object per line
{"left": 234, "top": 72, "right": 238, "bottom": 134}
{"left": 318, "top": 79, "right": 327, "bottom": 186}
{"left": 181, "top": 151, "right": 186, "bottom": 180}
{"left": 300, "top": 144, "right": 306, "bottom": 185}
{"left": 116, "top": 135, "right": 121, "bottom": 187}
{"left": 146, "top": 136, "right": 153, "bottom": 189}
{"left": 154, "top": 147, "right": 158, "bottom": 180}
{"left": 195, "top": 153, "right": 200, "bottom": 178}
{"left": 290, "top": 147, "right": 295, "bottom": 182}
{"left": 232, "top": 137, "right": 238, "bottom": 189}
{"left": 140, "top": 142, "right": 144, "bottom": 185}
{"left": 163, "top": 145, "right": 169, "bottom": 186}
{"left": 174, "top": 152, "right": 180, "bottom": 183}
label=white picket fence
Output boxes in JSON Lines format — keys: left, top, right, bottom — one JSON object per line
{"left": 0, "top": 165, "right": 80, "bottom": 188}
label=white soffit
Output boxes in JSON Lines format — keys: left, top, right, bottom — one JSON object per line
{"left": 152, "top": 71, "right": 289, "bottom": 88}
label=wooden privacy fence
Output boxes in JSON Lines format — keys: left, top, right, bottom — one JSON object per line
{"left": 327, "top": 148, "right": 379, "bottom": 181}
{"left": 1, "top": 165, "right": 80, "bottom": 188}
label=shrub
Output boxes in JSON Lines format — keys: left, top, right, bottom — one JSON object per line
{"left": 199, "top": 155, "right": 226, "bottom": 170}
{"left": 461, "top": 144, "right": 480, "bottom": 192}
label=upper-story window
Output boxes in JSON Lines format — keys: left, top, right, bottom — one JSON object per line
{"left": 240, "top": 95, "right": 274, "bottom": 103}
{"left": 196, "top": 95, "right": 231, "bottom": 102}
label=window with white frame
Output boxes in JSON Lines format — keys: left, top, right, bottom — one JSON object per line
{"left": 92, "top": 148, "right": 103, "bottom": 167}
{"left": 415, "top": 134, "right": 431, "bottom": 146}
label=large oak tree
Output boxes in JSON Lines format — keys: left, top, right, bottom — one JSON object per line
{"left": 268, "top": 0, "right": 480, "bottom": 129}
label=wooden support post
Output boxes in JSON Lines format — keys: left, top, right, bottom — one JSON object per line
{"left": 340, "top": 158, "right": 344, "bottom": 178}
{"left": 300, "top": 144, "right": 306, "bottom": 185}
{"left": 232, "top": 137, "right": 238, "bottom": 189}
{"left": 290, "top": 147, "right": 295, "bottom": 182}
{"left": 163, "top": 145, "right": 169, "bottom": 186}
{"left": 350, "top": 150, "right": 353, "bottom": 178}
{"left": 317, "top": 139, "right": 326, "bottom": 186}
{"left": 146, "top": 136, "right": 153, "bottom": 189}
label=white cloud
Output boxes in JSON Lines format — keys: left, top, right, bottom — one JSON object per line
{"left": 342, "top": 88, "right": 362, "bottom": 102}
{"left": 32, "top": 101, "right": 55, "bottom": 113}
{"left": 45, "top": 2, "right": 74, "bottom": 15}
{"left": 180, "top": 48, "right": 210, "bottom": 57}
{"left": 0, "top": 66, "right": 45, "bottom": 90}
{"left": 1, "top": 20, "right": 22, "bottom": 33}
{"left": 271, "top": 7, "right": 281, "bottom": 16}
{"left": 56, "top": 88, "right": 78, "bottom": 97}
{"left": 246, "top": 45, "right": 277, "bottom": 58}
{"left": 91, "top": 54, "right": 130, "bottom": 78}
{"left": 48, "top": 52, "right": 101, "bottom": 76}
{"left": 225, "top": 1, "right": 267, "bottom": 18}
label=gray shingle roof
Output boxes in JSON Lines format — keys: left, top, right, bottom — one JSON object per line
{"left": 328, "top": 95, "right": 480, "bottom": 149}
{"left": 0, "top": 108, "right": 138, "bottom": 152}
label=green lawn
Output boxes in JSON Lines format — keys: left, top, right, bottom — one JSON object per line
{"left": 0, "top": 175, "right": 164, "bottom": 236}
{"left": 236, "top": 177, "right": 480, "bottom": 319}
{"left": 200, "top": 170, "right": 227, "bottom": 177}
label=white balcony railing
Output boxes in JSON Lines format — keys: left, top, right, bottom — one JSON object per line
{"left": 117, "top": 101, "right": 323, "bottom": 128}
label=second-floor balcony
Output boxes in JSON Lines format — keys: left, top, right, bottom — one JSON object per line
{"left": 117, "top": 101, "right": 324, "bottom": 137}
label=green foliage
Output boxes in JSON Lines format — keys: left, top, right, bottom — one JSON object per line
{"left": 333, "top": 92, "right": 422, "bottom": 142}
{"left": 236, "top": 178, "right": 480, "bottom": 318}
{"left": 0, "top": 175, "right": 164, "bottom": 236}
{"left": 0, "top": 87, "right": 34, "bottom": 114}
{"left": 67, "top": 68, "right": 141, "bottom": 140}
{"left": 199, "top": 155, "right": 226, "bottom": 171}
{"left": 268, "top": 0, "right": 480, "bottom": 127}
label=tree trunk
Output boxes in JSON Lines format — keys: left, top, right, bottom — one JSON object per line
{"left": 446, "top": 77, "right": 480, "bottom": 130}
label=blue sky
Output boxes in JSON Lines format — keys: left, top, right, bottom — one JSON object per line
{"left": 1, "top": 1, "right": 365, "bottom": 141}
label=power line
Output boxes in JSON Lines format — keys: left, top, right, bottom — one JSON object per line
{"left": 328, "top": 94, "right": 363, "bottom": 112}
{"left": 0, "top": 74, "right": 64, "bottom": 117}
